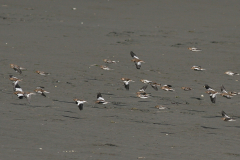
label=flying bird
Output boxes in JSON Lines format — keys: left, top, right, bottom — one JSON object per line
{"left": 204, "top": 84, "right": 220, "bottom": 103}
{"left": 188, "top": 47, "right": 202, "bottom": 52}
{"left": 121, "top": 78, "right": 134, "bottom": 90}
{"left": 161, "top": 85, "right": 174, "bottom": 91}
{"left": 36, "top": 70, "right": 50, "bottom": 75}
{"left": 130, "top": 51, "right": 145, "bottom": 69}
{"left": 35, "top": 87, "right": 50, "bottom": 97}
{"left": 96, "top": 93, "right": 110, "bottom": 104}
{"left": 224, "top": 71, "right": 239, "bottom": 76}
{"left": 73, "top": 99, "right": 87, "bottom": 110}
{"left": 221, "top": 111, "right": 236, "bottom": 121}
{"left": 10, "top": 64, "right": 26, "bottom": 74}
{"left": 191, "top": 65, "right": 205, "bottom": 71}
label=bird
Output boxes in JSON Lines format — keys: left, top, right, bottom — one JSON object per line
{"left": 136, "top": 92, "right": 150, "bottom": 99}
{"left": 221, "top": 111, "right": 236, "bottom": 121}
{"left": 161, "top": 85, "right": 174, "bottom": 91}
{"left": 121, "top": 78, "right": 134, "bottom": 90}
{"left": 73, "top": 99, "right": 87, "bottom": 110}
{"left": 140, "top": 79, "right": 152, "bottom": 84}
{"left": 14, "top": 91, "right": 35, "bottom": 104}
{"left": 155, "top": 105, "right": 169, "bottom": 110}
{"left": 149, "top": 82, "right": 161, "bottom": 91}
{"left": 9, "top": 75, "right": 22, "bottom": 91}
{"left": 95, "top": 93, "right": 110, "bottom": 104}
{"left": 204, "top": 84, "right": 220, "bottom": 103}
{"left": 9, "top": 75, "right": 22, "bottom": 82}
{"left": 103, "top": 59, "right": 117, "bottom": 64}
{"left": 36, "top": 70, "right": 50, "bottom": 75}
{"left": 209, "top": 92, "right": 219, "bottom": 103}
{"left": 100, "top": 65, "right": 113, "bottom": 70}
{"left": 203, "top": 84, "right": 215, "bottom": 92}
{"left": 188, "top": 47, "right": 202, "bottom": 52}
{"left": 224, "top": 71, "right": 239, "bottom": 76}
{"left": 130, "top": 51, "right": 145, "bottom": 69}
{"left": 181, "top": 87, "right": 192, "bottom": 91}
{"left": 136, "top": 85, "right": 150, "bottom": 99}
{"left": 13, "top": 83, "right": 23, "bottom": 92}
{"left": 220, "top": 85, "right": 233, "bottom": 99}
{"left": 35, "top": 87, "right": 50, "bottom": 97}
{"left": 191, "top": 65, "right": 205, "bottom": 71}
{"left": 10, "top": 64, "right": 26, "bottom": 74}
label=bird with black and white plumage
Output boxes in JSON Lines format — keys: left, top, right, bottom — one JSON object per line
{"left": 191, "top": 65, "right": 205, "bottom": 71}
{"left": 73, "top": 99, "right": 87, "bottom": 111}
{"left": 9, "top": 75, "right": 23, "bottom": 92}
{"left": 14, "top": 91, "right": 36, "bottom": 104}
{"left": 204, "top": 84, "right": 220, "bottom": 103}
{"left": 130, "top": 51, "right": 145, "bottom": 69}
{"left": 136, "top": 85, "right": 151, "bottom": 99}
{"left": 121, "top": 78, "right": 134, "bottom": 90}
{"left": 221, "top": 111, "right": 236, "bottom": 121}
{"left": 95, "top": 93, "right": 110, "bottom": 104}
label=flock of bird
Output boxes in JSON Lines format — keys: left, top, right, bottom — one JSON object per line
{"left": 9, "top": 48, "right": 239, "bottom": 121}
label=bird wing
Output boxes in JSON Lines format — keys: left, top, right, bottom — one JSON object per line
{"left": 124, "top": 83, "right": 129, "bottom": 90}
{"left": 221, "top": 85, "right": 227, "bottom": 93}
{"left": 130, "top": 51, "right": 139, "bottom": 59}
{"left": 150, "top": 83, "right": 158, "bottom": 91}
{"left": 97, "top": 93, "right": 102, "bottom": 99}
{"left": 222, "top": 111, "right": 231, "bottom": 119}
{"left": 139, "top": 85, "right": 148, "bottom": 92}
{"left": 78, "top": 103, "right": 83, "bottom": 110}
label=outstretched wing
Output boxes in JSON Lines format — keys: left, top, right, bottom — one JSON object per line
{"left": 221, "top": 85, "right": 227, "bottom": 93}
{"left": 222, "top": 111, "right": 230, "bottom": 118}
{"left": 124, "top": 83, "right": 129, "bottom": 90}
{"left": 78, "top": 103, "right": 83, "bottom": 110}
{"left": 130, "top": 51, "right": 139, "bottom": 59}
{"left": 97, "top": 93, "right": 102, "bottom": 99}
{"left": 139, "top": 85, "right": 148, "bottom": 92}
{"left": 150, "top": 84, "right": 158, "bottom": 91}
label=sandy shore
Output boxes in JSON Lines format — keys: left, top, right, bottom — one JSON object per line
{"left": 1, "top": 0, "right": 240, "bottom": 159}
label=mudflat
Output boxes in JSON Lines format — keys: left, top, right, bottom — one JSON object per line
{"left": 1, "top": 1, "right": 240, "bottom": 159}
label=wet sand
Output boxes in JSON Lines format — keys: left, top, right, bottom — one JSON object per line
{"left": 1, "top": 0, "right": 240, "bottom": 159}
